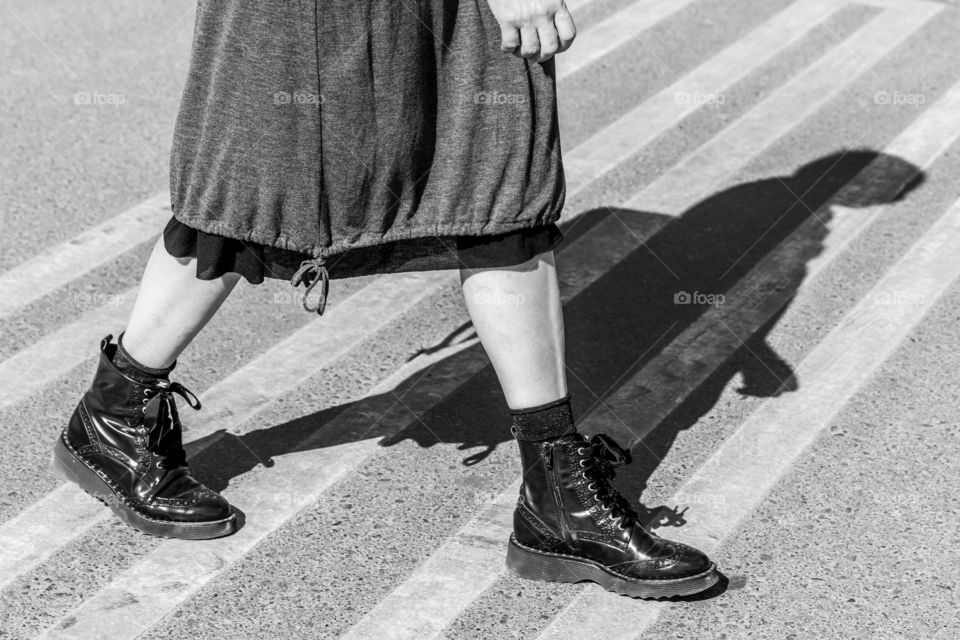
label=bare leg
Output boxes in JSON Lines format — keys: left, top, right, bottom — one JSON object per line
{"left": 122, "top": 237, "right": 242, "bottom": 368}
{"left": 459, "top": 250, "right": 567, "bottom": 409}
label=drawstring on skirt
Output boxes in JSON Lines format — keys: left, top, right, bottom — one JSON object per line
{"left": 290, "top": 256, "right": 330, "bottom": 315}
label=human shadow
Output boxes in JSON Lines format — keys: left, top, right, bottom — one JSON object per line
{"left": 185, "top": 149, "right": 923, "bottom": 549}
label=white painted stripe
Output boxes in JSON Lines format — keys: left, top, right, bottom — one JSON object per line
{"left": 347, "top": 44, "right": 960, "bottom": 640}
{"left": 342, "top": 489, "right": 519, "bottom": 640}
{"left": 33, "top": 195, "right": 672, "bottom": 640}
{"left": 540, "top": 176, "right": 960, "bottom": 640}
{"left": 0, "top": 194, "right": 167, "bottom": 320}
{"left": 562, "top": 0, "right": 843, "bottom": 199}
{"left": 556, "top": 0, "right": 695, "bottom": 81}
{"left": 626, "top": 1, "right": 942, "bottom": 215}
{"left": 0, "top": 288, "right": 137, "bottom": 410}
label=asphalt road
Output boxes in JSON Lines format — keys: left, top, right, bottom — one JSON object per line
{"left": 1, "top": 0, "right": 958, "bottom": 638}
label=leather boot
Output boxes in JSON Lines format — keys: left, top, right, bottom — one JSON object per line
{"left": 506, "top": 430, "right": 718, "bottom": 598}
{"left": 51, "top": 334, "right": 237, "bottom": 539}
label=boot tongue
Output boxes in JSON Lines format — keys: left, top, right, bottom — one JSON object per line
{"left": 590, "top": 433, "right": 632, "bottom": 467}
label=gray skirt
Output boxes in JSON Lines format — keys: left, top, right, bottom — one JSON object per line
{"left": 168, "top": 0, "right": 566, "bottom": 309}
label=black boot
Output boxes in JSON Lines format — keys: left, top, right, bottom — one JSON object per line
{"left": 51, "top": 334, "right": 237, "bottom": 539}
{"left": 506, "top": 407, "right": 718, "bottom": 598}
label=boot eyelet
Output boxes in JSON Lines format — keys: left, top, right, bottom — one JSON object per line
{"left": 587, "top": 482, "right": 597, "bottom": 492}
{"left": 578, "top": 460, "right": 588, "bottom": 468}
{"left": 155, "top": 460, "right": 164, "bottom": 469}
{"left": 576, "top": 447, "right": 585, "bottom": 455}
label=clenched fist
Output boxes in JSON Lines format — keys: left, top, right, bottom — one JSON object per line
{"left": 484, "top": 0, "right": 577, "bottom": 63}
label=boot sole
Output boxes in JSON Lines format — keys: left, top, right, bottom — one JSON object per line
{"left": 506, "top": 534, "right": 719, "bottom": 599}
{"left": 52, "top": 434, "right": 238, "bottom": 540}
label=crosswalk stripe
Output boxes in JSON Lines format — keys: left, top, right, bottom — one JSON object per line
{"left": 626, "top": 0, "right": 942, "bottom": 215}
{"left": 0, "top": 288, "right": 138, "bottom": 410}
{"left": 556, "top": 0, "right": 695, "bottom": 81}
{"left": 539, "top": 161, "right": 960, "bottom": 640}
{"left": 345, "top": 34, "right": 960, "bottom": 640}
{"left": 0, "top": 194, "right": 168, "bottom": 320}
{"left": 0, "top": 0, "right": 653, "bottom": 322}
{"left": 562, "top": 0, "right": 843, "bottom": 200}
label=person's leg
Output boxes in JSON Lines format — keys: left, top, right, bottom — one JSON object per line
{"left": 460, "top": 248, "right": 719, "bottom": 598}
{"left": 459, "top": 250, "right": 566, "bottom": 409}
{"left": 52, "top": 236, "right": 242, "bottom": 539}
{"left": 121, "top": 236, "right": 242, "bottom": 369}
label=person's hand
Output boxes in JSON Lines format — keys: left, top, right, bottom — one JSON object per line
{"left": 484, "top": 0, "right": 577, "bottom": 63}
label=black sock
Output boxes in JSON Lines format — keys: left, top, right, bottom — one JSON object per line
{"left": 114, "top": 331, "right": 174, "bottom": 383}
{"left": 510, "top": 394, "right": 577, "bottom": 442}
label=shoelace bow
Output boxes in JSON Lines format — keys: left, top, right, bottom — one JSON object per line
{"left": 142, "top": 380, "right": 201, "bottom": 470}
{"left": 290, "top": 257, "right": 329, "bottom": 315}
{"left": 579, "top": 433, "right": 638, "bottom": 528}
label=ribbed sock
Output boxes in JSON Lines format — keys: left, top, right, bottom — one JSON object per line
{"left": 510, "top": 394, "right": 577, "bottom": 441}
{"left": 114, "top": 331, "right": 174, "bottom": 383}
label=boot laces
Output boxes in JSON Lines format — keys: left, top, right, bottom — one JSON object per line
{"left": 141, "top": 380, "right": 201, "bottom": 470}
{"left": 576, "top": 433, "right": 637, "bottom": 530}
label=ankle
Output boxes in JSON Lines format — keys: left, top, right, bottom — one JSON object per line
{"left": 510, "top": 394, "right": 577, "bottom": 442}
{"left": 114, "top": 331, "right": 175, "bottom": 383}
